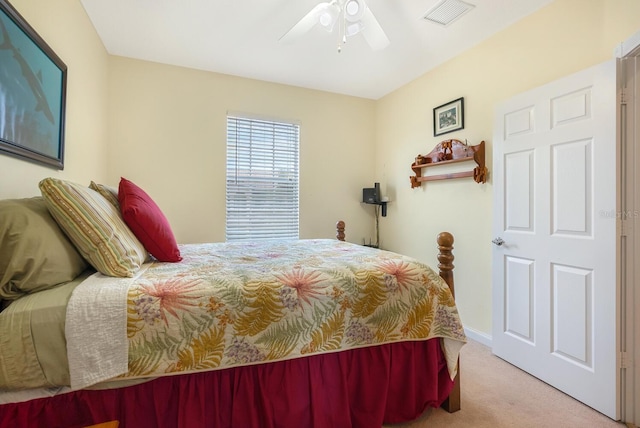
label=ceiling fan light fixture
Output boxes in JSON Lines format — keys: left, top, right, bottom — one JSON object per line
{"left": 318, "top": 3, "right": 339, "bottom": 31}
{"left": 319, "top": 12, "right": 332, "bottom": 27}
{"left": 345, "top": 21, "right": 363, "bottom": 37}
{"left": 344, "top": 0, "right": 366, "bottom": 23}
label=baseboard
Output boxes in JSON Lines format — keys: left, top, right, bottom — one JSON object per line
{"left": 464, "top": 327, "right": 492, "bottom": 348}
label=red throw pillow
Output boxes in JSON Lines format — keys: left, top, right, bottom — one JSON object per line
{"left": 118, "top": 177, "right": 182, "bottom": 262}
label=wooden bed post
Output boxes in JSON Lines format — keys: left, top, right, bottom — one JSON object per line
{"left": 336, "top": 220, "right": 345, "bottom": 241}
{"left": 437, "top": 231, "right": 461, "bottom": 413}
{"left": 437, "top": 232, "right": 455, "bottom": 297}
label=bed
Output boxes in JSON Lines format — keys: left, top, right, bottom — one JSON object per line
{"left": 0, "top": 177, "right": 466, "bottom": 428}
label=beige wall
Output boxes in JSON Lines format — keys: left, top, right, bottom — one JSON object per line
{"left": 0, "top": 0, "right": 109, "bottom": 199}
{"left": 375, "top": 0, "right": 640, "bottom": 336}
{"left": 106, "top": 57, "right": 376, "bottom": 244}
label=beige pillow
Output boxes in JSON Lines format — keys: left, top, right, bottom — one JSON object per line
{"left": 89, "top": 181, "right": 119, "bottom": 209}
{"left": 39, "top": 178, "right": 148, "bottom": 277}
{"left": 0, "top": 197, "right": 89, "bottom": 301}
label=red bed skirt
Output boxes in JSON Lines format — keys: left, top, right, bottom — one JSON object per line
{"left": 0, "top": 339, "right": 453, "bottom": 428}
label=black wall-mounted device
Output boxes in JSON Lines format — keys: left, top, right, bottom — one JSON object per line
{"left": 362, "top": 182, "right": 381, "bottom": 203}
{"left": 362, "top": 187, "right": 377, "bottom": 203}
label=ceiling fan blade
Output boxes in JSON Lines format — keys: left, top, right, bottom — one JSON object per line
{"left": 360, "top": 8, "right": 389, "bottom": 50}
{"left": 279, "top": 3, "right": 329, "bottom": 44}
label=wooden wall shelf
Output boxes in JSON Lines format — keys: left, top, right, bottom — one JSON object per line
{"left": 410, "top": 139, "right": 487, "bottom": 188}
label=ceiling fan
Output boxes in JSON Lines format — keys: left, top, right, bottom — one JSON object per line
{"left": 279, "top": 0, "right": 390, "bottom": 52}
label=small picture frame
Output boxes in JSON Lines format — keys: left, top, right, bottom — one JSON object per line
{"left": 433, "top": 97, "right": 464, "bottom": 136}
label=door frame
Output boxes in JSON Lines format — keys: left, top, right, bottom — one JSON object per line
{"left": 617, "top": 30, "right": 640, "bottom": 426}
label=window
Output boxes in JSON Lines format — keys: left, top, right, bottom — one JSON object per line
{"left": 226, "top": 115, "right": 300, "bottom": 241}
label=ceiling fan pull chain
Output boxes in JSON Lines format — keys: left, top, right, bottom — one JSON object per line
{"left": 337, "top": 25, "right": 342, "bottom": 52}
{"left": 337, "top": 8, "right": 346, "bottom": 53}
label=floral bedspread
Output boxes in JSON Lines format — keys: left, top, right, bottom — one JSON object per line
{"left": 122, "top": 239, "right": 466, "bottom": 380}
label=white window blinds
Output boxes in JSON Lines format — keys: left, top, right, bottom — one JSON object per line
{"left": 226, "top": 115, "right": 300, "bottom": 241}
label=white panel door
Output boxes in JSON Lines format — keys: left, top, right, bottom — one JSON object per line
{"left": 492, "top": 60, "right": 619, "bottom": 419}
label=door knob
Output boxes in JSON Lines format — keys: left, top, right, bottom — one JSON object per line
{"left": 492, "top": 237, "right": 505, "bottom": 246}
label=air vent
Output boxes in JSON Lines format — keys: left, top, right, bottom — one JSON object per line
{"left": 423, "top": 0, "right": 475, "bottom": 26}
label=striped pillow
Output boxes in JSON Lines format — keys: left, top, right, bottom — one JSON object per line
{"left": 89, "top": 181, "right": 120, "bottom": 209}
{"left": 39, "top": 178, "right": 148, "bottom": 277}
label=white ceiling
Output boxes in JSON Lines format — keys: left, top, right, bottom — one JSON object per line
{"left": 80, "top": 0, "right": 554, "bottom": 100}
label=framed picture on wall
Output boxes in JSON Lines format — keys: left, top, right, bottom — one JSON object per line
{"left": 0, "top": 0, "right": 67, "bottom": 169}
{"left": 433, "top": 97, "right": 464, "bottom": 136}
